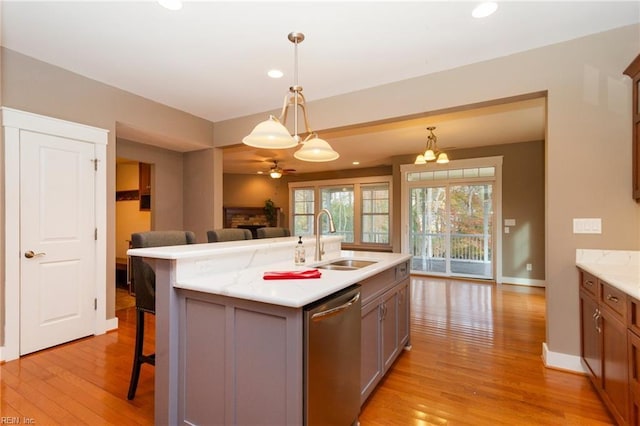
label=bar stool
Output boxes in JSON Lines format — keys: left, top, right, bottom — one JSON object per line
{"left": 127, "top": 230, "right": 196, "bottom": 400}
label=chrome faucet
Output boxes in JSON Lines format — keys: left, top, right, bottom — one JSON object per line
{"left": 315, "top": 208, "right": 336, "bottom": 261}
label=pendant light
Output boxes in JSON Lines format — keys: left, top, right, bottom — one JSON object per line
{"left": 243, "top": 32, "right": 339, "bottom": 162}
{"left": 414, "top": 126, "right": 449, "bottom": 165}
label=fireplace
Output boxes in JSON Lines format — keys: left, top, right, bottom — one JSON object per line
{"left": 223, "top": 207, "right": 282, "bottom": 236}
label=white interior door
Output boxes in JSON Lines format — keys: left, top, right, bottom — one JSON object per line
{"left": 19, "top": 130, "right": 97, "bottom": 355}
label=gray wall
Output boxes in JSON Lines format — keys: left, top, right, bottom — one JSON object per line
{"left": 184, "top": 148, "right": 217, "bottom": 243}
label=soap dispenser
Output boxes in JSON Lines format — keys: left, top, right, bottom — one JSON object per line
{"left": 294, "top": 236, "right": 306, "bottom": 266}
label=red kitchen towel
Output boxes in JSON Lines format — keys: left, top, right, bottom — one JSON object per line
{"left": 263, "top": 269, "right": 322, "bottom": 280}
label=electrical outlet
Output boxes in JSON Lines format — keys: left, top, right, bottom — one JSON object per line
{"left": 526, "top": 263, "right": 532, "bottom": 271}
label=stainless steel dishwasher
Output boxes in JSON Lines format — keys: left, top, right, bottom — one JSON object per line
{"left": 304, "top": 284, "right": 361, "bottom": 426}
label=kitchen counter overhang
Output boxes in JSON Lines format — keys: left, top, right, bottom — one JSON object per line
{"left": 576, "top": 249, "right": 640, "bottom": 297}
{"left": 127, "top": 235, "right": 412, "bottom": 307}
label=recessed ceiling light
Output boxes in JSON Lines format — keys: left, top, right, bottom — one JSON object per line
{"left": 472, "top": 2, "right": 498, "bottom": 18}
{"left": 257, "top": 171, "right": 264, "bottom": 175}
{"left": 268, "top": 69, "right": 284, "bottom": 79}
{"left": 158, "top": 0, "right": 183, "bottom": 11}
{"left": 352, "top": 161, "right": 360, "bottom": 165}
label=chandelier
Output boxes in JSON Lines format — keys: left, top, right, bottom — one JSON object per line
{"left": 242, "top": 32, "right": 339, "bottom": 162}
{"left": 414, "top": 126, "right": 449, "bottom": 165}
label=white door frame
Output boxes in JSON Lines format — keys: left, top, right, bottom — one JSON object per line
{"left": 1, "top": 107, "right": 108, "bottom": 361}
{"left": 400, "top": 156, "right": 503, "bottom": 283}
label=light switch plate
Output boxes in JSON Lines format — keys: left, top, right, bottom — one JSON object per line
{"left": 573, "top": 218, "right": 602, "bottom": 234}
{"left": 504, "top": 219, "right": 516, "bottom": 227}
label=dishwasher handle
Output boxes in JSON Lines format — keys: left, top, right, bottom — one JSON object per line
{"left": 311, "top": 292, "right": 360, "bottom": 321}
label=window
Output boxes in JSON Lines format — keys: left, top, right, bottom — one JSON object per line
{"left": 407, "top": 166, "right": 495, "bottom": 182}
{"left": 321, "top": 186, "right": 354, "bottom": 243}
{"left": 290, "top": 176, "right": 392, "bottom": 249}
{"left": 292, "top": 188, "right": 315, "bottom": 236}
{"left": 361, "top": 184, "right": 389, "bottom": 244}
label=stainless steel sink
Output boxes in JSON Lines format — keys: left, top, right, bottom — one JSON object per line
{"left": 316, "top": 259, "right": 377, "bottom": 271}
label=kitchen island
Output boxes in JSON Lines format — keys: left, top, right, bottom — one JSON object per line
{"left": 128, "top": 236, "right": 412, "bottom": 425}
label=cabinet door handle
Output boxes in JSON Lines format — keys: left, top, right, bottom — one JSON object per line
{"left": 594, "top": 309, "right": 602, "bottom": 334}
{"left": 606, "top": 294, "right": 619, "bottom": 303}
{"left": 380, "top": 304, "right": 387, "bottom": 321}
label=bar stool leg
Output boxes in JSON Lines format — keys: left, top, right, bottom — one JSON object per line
{"left": 127, "top": 309, "right": 145, "bottom": 400}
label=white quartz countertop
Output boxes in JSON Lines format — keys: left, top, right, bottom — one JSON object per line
{"left": 576, "top": 249, "right": 640, "bottom": 298}
{"left": 176, "top": 250, "right": 411, "bottom": 308}
{"left": 128, "top": 236, "right": 412, "bottom": 308}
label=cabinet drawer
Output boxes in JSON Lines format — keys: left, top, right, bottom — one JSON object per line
{"left": 581, "top": 271, "right": 598, "bottom": 297}
{"left": 360, "top": 268, "right": 396, "bottom": 306}
{"left": 395, "top": 261, "right": 409, "bottom": 281}
{"left": 600, "top": 281, "right": 627, "bottom": 320}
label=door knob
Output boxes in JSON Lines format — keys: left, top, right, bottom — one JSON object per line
{"left": 24, "top": 250, "right": 46, "bottom": 259}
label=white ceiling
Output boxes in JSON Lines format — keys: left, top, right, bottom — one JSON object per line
{"left": 2, "top": 1, "right": 639, "bottom": 175}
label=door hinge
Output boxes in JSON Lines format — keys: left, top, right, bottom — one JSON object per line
{"left": 92, "top": 158, "right": 99, "bottom": 171}
{"left": 95, "top": 228, "right": 98, "bottom": 240}
{"left": 94, "top": 298, "right": 97, "bottom": 310}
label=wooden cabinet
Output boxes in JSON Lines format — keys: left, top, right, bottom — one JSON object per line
{"left": 601, "top": 303, "right": 629, "bottom": 425}
{"left": 623, "top": 53, "right": 640, "bottom": 201}
{"left": 628, "top": 326, "right": 640, "bottom": 424}
{"left": 628, "top": 297, "right": 640, "bottom": 425}
{"left": 581, "top": 287, "right": 602, "bottom": 379}
{"left": 360, "top": 262, "right": 411, "bottom": 404}
{"left": 579, "top": 269, "right": 629, "bottom": 425}
{"left": 138, "top": 162, "right": 151, "bottom": 210}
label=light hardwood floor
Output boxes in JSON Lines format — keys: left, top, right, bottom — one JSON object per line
{"left": 1, "top": 277, "right": 613, "bottom": 425}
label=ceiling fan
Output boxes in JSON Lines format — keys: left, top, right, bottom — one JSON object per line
{"left": 267, "top": 160, "right": 296, "bottom": 179}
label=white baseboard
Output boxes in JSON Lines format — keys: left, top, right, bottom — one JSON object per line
{"left": 502, "top": 276, "right": 546, "bottom": 287}
{"left": 542, "top": 342, "right": 585, "bottom": 373}
{"left": 105, "top": 317, "right": 119, "bottom": 332}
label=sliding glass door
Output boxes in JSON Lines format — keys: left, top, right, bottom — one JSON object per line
{"left": 410, "top": 186, "right": 447, "bottom": 274}
{"left": 408, "top": 180, "right": 494, "bottom": 279}
{"left": 449, "top": 184, "right": 493, "bottom": 277}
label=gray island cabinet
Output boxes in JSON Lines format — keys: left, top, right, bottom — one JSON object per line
{"left": 128, "top": 236, "right": 411, "bottom": 425}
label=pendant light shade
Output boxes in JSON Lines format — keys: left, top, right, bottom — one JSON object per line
{"left": 242, "top": 116, "right": 297, "bottom": 149}
{"left": 436, "top": 152, "right": 449, "bottom": 164}
{"left": 415, "top": 126, "right": 448, "bottom": 165}
{"left": 242, "top": 32, "right": 339, "bottom": 162}
{"left": 294, "top": 135, "right": 340, "bottom": 162}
